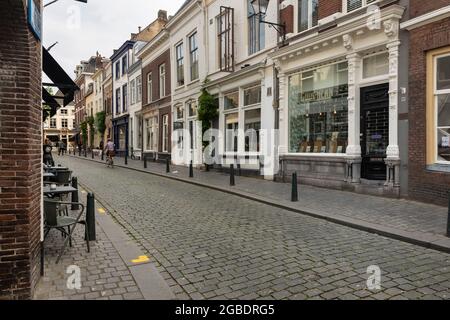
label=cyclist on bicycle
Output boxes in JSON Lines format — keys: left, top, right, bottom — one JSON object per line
{"left": 104, "top": 139, "right": 115, "bottom": 166}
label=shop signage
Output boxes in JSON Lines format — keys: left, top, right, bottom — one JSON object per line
{"left": 300, "top": 85, "right": 348, "bottom": 102}
{"left": 27, "top": 0, "right": 42, "bottom": 41}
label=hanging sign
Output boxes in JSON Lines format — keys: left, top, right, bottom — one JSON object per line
{"left": 27, "top": 0, "right": 42, "bottom": 41}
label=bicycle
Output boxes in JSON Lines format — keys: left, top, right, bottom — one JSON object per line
{"left": 105, "top": 151, "right": 115, "bottom": 168}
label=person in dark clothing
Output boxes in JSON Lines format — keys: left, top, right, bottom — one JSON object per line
{"left": 43, "top": 139, "right": 55, "bottom": 166}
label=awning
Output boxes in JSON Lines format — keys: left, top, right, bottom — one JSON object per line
{"left": 42, "top": 47, "right": 78, "bottom": 108}
{"left": 42, "top": 87, "right": 59, "bottom": 120}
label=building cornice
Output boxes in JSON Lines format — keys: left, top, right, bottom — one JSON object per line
{"left": 400, "top": 5, "right": 450, "bottom": 30}
{"left": 270, "top": 5, "right": 405, "bottom": 62}
{"left": 204, "top": 62, "right": 266, "bottom": 89}
{"left": 136, "top": 30, "right": 170, "bottom": 60}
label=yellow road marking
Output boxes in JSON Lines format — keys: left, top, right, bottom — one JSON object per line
{"left": 97, "top": 208, "right": 106, "bottom": 215}
{"left": 131, "top": 255, "right": 150, "bottom": 264}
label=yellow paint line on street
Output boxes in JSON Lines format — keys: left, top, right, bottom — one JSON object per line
{"left": 131, "top": 255, "right": 150, "bottom": 264}
{"left": 97, "top": 208, "right": 106, "bottom": 215}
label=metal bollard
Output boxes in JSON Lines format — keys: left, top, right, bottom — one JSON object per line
{"left": 79, "top": 147, "right": 81, "bottom": 157}
{"left": 230, "top": 164, "right": 235, "bottom": 186}
{"left": 125, "top": 154, "right": 128, "bottom": 165}
{"left": 205, "top": 163, "right": 209, "bottom": 172}
{"left": 144, "top": 156, "right": 147, "bottom": 169}
{"left": 291, "top": 172, "right": 298, "bottom": 202}
{"left": 91, "top": 150, "right": 94, "bottom": 159}
{"left": 166, "top": 158, "right": 170, "bottom": 173}
{"left": 447, "top": 193, "right": 450, "bottom": 237}
{"left": 237, "top": 163, "right": 241, "bottom": 176}
{"left": 189, "top": 161, "right": 193, "bottom": 178}
{"left": 86, "top": 193, "right": 96, "bottom": 241}
{"left": 101, "top": 151, "right": 104, "bottom": 161}
{"left": 84, "top": 149, "right": 87, "bottom": 157}
{"left": 71, "top": 177, "right": 79, "bottom": 210}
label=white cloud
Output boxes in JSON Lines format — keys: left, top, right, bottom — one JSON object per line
{"left": 43, "top": 0, "right": 185, "bottom": 78}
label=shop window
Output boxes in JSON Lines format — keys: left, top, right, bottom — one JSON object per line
{"left": 145, "top": 116, "right": 158, "bottom": 151}
{"left": 224, "top": 91, "right": 239, "bottom": 110}
{"left": 244, "top": 109, "right": 261, "bottom": 152}
{"left": 225, "top": 112, "right": 239, "bottom": 152}
{"left": 288, "top": 62, "right": 349, "bottom": 154}
{"left": 244, "top": 86, "right": 261, "bottom": 106}
{"left": 434, "top": 53, "right": 450, "bottom": 164}
{"left": 162, "top": 114, "right": 169, "bottom": 153}
{"left": 363, "top": 52, "right": 389, "bottom": 79}
{"left": 188, "top": 100, "right": 197, "bottom": 118}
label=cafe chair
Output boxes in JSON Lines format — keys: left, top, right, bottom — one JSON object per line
{"left": 43, "top": 199, "right": 90, "bottom": 264}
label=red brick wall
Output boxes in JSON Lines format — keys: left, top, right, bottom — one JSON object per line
{"left": 280, "top": 1, "right": 294, "bottom": 34}
{"left": 0, "top": 0, "right": 42, "bottom": 299}
{"left": 408, "top": 17, "right": 450, "bottom": 205}
{"left": 142, "top": 49, "right": 171, "bottom": 109}
{"left": 410, "top": 0, "right": 450, "bottom": 19}
{"left": 318, "top": 0, "right": 342, "bottom": 20}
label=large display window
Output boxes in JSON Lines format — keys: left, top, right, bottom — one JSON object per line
{"left": 435, "top": 53, "right": 450, "bottom": 163}
{"left": 288, "top": 62, "right": 349, "bottom": 154}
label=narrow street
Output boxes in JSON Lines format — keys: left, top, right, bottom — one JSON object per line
{"left": 57, "top": 156, "right": 450, "bottom": 300}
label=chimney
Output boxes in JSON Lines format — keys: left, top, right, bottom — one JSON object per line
{"left": 158, "top": 10, "right": 168, "bottom": 21}
{"left": 138, "top": 26, "right": 142, "bottom": 33}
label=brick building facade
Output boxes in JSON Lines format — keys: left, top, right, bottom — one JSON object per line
{"left": 402, "top": 0, "right": 450, "bottom": 205}
{"left": 0, "top": 0, "right": 43, "bottom": 299}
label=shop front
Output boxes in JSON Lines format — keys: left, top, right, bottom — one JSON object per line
{"left": 273, "top": 5, "right": 406, "bottom": 196}
{"left": 113, "top": 116, "right": 129, "bottom": 156}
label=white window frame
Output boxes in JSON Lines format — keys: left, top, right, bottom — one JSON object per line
{"left": 295, "top": 0, "right": 319, "bottom": 34}
{"left": 147, "top": 73, "right": 153, "bottom": 104}
{"left": 130, "top": 79, "right": 136, "bottom": 105}
{"left": 434, "top": 52, "right": 450, "bottom": 165}
{"left": 343, "top": 0, "right": 378, "bottom": 13}
{"left": 137, "top": 75, "right": 142, "bottom": 103}
{"left": 189, "top": 31, "right": 199, "bottom": 82}
{"left": 159, "top": 64, "right": 166, "bottom": 98}
{"left": 175, "top": 42, "right": 185, "bottom": 86}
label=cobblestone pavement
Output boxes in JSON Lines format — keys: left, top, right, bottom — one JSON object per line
{"left": 58, "top": 156, "right": 450, "bottom": 300}
{"left": 70, "top": 153, "right": 449, "bottom": 238}
{"left": 34, "top": 196, "right": 145, "bottom": 300}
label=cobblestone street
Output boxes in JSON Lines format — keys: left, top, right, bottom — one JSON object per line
{"left": 57, "top": 156, "right": 450, "bottom": 300}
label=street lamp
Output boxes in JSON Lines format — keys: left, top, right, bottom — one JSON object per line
{"left": 250, "top": 0, "right": 286, "bottom": 45}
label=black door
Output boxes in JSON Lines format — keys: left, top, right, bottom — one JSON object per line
{"left": 360, "top": 84, "right": 389, "bottom": 180}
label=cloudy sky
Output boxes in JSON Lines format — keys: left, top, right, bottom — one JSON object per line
{"left": 43, "top": 0, "right": 186, "bottom": 79}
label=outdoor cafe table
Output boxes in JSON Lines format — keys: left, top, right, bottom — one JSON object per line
{"left": 43, "top": 185, "right": 77, "bottom": 196}
{"left": 44, "top": 166, "right": 69, "bottom": 171}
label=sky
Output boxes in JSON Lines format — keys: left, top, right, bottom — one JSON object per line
{"left": 43, "top": 0, "right": 186, "bottom": 79}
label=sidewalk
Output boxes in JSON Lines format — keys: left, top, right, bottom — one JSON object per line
{"left": 34, "top": 184, "right": 174, "bottom": 300}
{"left": 68, "top": 153, "right": 450, "bottom": 253}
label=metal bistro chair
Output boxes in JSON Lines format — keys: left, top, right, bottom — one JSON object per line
{"left": 44, "top": 199, "right": 90, "bottom": 264}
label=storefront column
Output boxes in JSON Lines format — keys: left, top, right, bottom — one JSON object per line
{"left": 385, "top": 23, "right": 401, "bottom": 187}
{"left": 277, "top": 70, "right": 288, "bottom": 155}
{"left": 345, "top": 51, "right": 362, "bottom": 183}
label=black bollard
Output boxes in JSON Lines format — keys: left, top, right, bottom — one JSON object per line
{"left": 84, "top": 149, "right": 87, "bottom": 157}
{"left": 205, "top": 163, "right": 209, "bottom": 172}
{"left": 125, "top": 154, "right": 128, "bottom": 165}
{"left": 144, "top": 156, "right": 147, "bottom": 169}
{"left": 447, "top": 193, "right": 450, "bottom": 237}
{"left": 101, "top": 151, "right": 104, "bottom": 161}
{"left": 189, "top": 161, "right": 193, "bottom": 178}
{"left": 91, "top": 149, "right": 94, "bottom": 159}
{"left": 71, "top": 177, "right": 79, "bottom": 210}
{"left": 166, "top": 158, "right": 170, "bottom": 173}
{"left": 291, "top": 172, "right": 298, "bottom": 202}
{"left": 237, "top": 163, "right": 241, "bottom": 176}
{"left": 86, "top": 193, "right": 96, "bottom": 241}
{"left": 79, "top": 147, "right": 81, "bottom": 157}
{"left": 230, "top": 164, "right": 235, "bottom": 186}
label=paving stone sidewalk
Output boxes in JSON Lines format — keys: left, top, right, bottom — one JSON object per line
{"left": 67, "top": 153, "right": 450, "bottom": 252}
{"left": 34, "top": 185, "right": 173, "bottom": 300}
